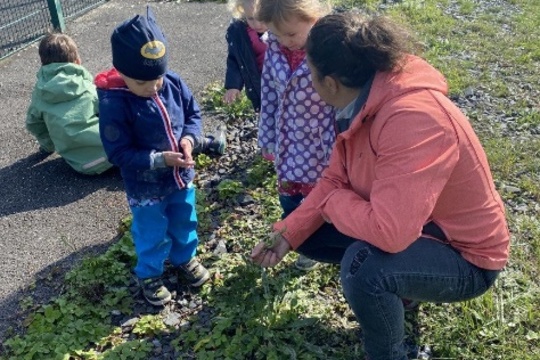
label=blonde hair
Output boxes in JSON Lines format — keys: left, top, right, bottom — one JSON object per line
{"left": 255, "top": 0, "right": 330, "bottom": 29}
{"left": 38, "top": 32, "right": 80, "bottom": 65}
{"left": 228, "top": 0, "right": 256, "bottom": 19}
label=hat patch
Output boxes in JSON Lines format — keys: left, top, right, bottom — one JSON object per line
{"left": 140, "top": 41, "right": 166, "bottom": 59}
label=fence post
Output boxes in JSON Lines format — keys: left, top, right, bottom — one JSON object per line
{"left": 47, "top": 0, "right": 66, "bottom": 32}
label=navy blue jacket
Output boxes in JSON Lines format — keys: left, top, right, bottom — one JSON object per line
{"left": 225, "top": 19, "right": 263, "bottom": 112}
{"left": 96, "top": 69, "right": 202, "bottom": 200}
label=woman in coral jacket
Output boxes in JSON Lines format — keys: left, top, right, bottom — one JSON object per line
{"left": 251, "top": 13, "right": 510, "bottom": 360}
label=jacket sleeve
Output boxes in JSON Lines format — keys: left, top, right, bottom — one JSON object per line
{"left": 178, "top": 78, "right": 203, "bottom": 145}
{"left": 98, "top": 91, "right": 152, "bottom": 170}
{"left": 274, "top": 142, "right": 351, "bottom": 248}
{"left": 319, "top": 108, "right": 459, "bottom": 253}
{"left": 258, "top": 46, "right": 278, "bottom": 152}
{"left": 224, "top": 22, "right": 245, "bottom": 91}
{"left": 26, "top": 98, "right": 54, "bottom": 152}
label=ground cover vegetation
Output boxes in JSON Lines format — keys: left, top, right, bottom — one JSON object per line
{"left": 1, "top": 0, "right": 539, "bottom": 359}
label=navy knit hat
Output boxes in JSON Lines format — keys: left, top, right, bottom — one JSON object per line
{"left": 111, "top": 6, "right": 167, "bottom": 80}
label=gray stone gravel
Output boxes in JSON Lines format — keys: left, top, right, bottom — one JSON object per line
{"left": 0, "top": 0, "right": 229, "bottom": 342}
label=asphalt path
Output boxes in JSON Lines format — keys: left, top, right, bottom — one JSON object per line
{"left": 0, "top": 0, "right": 229, "bottom": 341}
{"left": 1, "top": 0, "right": 111, "bottom": 59}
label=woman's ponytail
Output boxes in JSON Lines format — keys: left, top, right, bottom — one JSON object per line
{"left": 307, "top": 13, "right": 420, "bottom": 88}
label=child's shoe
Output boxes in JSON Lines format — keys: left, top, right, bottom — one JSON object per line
{"left": 178, "top": 258, "right": 210, "bottom": 287}
{"left": 406, "top": 343, "right": 432, "bottom": 360}
{"left": 137, "top": 277, "right": 172, "bottom": 306}
{"left": 197, "top": 123, "right": 227, "bottom": 155}
{"left": 294, "top": 254, "right": 319, "bottom": 271}
{"left": 415, "top": 346, "right": 433, "bottom": 360}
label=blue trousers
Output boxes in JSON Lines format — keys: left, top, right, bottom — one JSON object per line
{"left": 278, "top": 193, "right": 304, "bottom": 219}
{"left": 297, "top": 223, "right": 499, "bottom": 360}
{"left": 130, "top": 187, "right": 198, "bottom": 279}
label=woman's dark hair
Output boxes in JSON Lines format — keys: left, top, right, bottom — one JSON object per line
{"left": 306, "top": 13, "right": 420, "bottom": 88}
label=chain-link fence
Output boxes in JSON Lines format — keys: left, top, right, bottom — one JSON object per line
{"left": 0, "top": 0, "right": 107, "bottom": 60}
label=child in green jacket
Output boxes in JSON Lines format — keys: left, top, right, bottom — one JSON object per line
{"left": 26, "top": 32, "right": 113, "bottom": 175}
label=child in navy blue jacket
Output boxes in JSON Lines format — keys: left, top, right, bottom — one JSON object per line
{"left": 223, "top": 0, "right": 268, "bottom": 112}
{"left": 96, "top": 7, "right": 210, "bottom": 306}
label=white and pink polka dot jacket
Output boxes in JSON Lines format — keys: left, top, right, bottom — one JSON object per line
{"left": 258, "top": 33, "right": 336, "bottom": 186}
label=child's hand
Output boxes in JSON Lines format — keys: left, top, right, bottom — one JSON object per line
{"left": 179, "top": 137, "right": 194, "bottom": 162}
{"left": 162, "top": 150, "right": 195, "bottom": 168}
{"left": 223, "top": 89, "right": 241, "bottom": 104}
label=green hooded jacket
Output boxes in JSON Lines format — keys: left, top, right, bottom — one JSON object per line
{"left": 26, "top": 62, "right": 112, "bottom": 175}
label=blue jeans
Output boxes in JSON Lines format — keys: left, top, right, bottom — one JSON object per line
{"left": 279, "top": 194, "right": 304, "bottom": 219}
{"left": 297, "top": 223, "right": 500, "bottom": 360}
{"left": 130, "top": 187, "right": 199, "bottom": 279}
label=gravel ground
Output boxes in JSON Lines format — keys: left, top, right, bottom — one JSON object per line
{"left": 0, "top": 0, "right": 230, "bottom": 342}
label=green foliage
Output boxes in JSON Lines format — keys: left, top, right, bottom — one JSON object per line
{"left": 173, "top": 260, "right": 360, "bottom": 359}
{"left": 64, "top": 234, "right": 135, "bottom": 307}
{"left": 483, "top": 137, "right": 540, "bottom": 186}
{"left": 3, "top": 298, "right": 113, "bottom": 360}
{"left": 515, "top": 108, "right": 540, "bottom": 128}
{"left": 510, "top": 214, "right": 540, "bottom": 264}
{"left": 72, "top": 339, "right": 153, "bottom": 359}
{"left": 195, "top": 188, "right": 216, "bottom": 234}
{"left": 457, "top": 0, "right": 475, "bottom": 15}
{"left": 2, "top": 235, "right": 136, "bottom": 360}
{"left": 99, "top": 340, "right": 153, "bottom": 359}
{"left": 132, "top": 315, "right": 168, "bottom": 337}
{"left": 331, "top": 0, "right": 379, "bottom": 11}
{"left": 201, "top": 82, "right": 255, "bottom": 120}
{"left": 246, "top": 155, "right": 276, "bottom": 188}
{"left": 216, "top": 179, "right": 244, "bottom": 200}
{"left": 418, "top": 271, "right": 540, "bottom": 359}
{"left": 195, "top": 153, "right": 213, "bottom": 168}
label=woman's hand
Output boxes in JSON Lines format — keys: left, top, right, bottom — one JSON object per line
{"left": 251, "top": 232, "right": 292, "bottom": 267}
{"left": 223, "top": 89, "right": 241, "bottom": 104}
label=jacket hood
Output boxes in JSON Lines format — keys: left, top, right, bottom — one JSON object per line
{"left": 34, "top": 63, "right": 96, "bottom": 104}
{"left": 94, "top": 67, "right": 127, "bottom": 90}
{"left": 351, "top": 55, "right": 448, "bottom": 133}
{"left": 266, "top": 33, "right": 308, "bottom": 77}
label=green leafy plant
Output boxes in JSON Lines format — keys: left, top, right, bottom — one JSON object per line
{"left": 216, "top": 179, "right": 244, "bottom": 200}
{"left": 195, "top": 153, "right": 213, "bottom": 168}
{"left": 246, "top": 156, "right": 276, "bottom": 187}
{"left": 2, "top": 235, "right": 136, "bottom": 360}
{"left": 200, "top": 82, "right": 255, "bottom": 120}
{"left": 132, "top": 315, "right": 168, "bottom": 337}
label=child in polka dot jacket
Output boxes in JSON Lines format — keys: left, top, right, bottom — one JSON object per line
{"left": 256, "top": 0, "right": 336, "bottom": 270}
